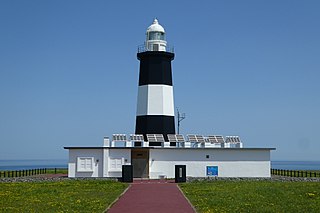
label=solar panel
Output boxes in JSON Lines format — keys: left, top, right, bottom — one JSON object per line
{"left": 130, "top": 134, "right": 144, "bottom": 141}
{"left": 176, "top": 135, "right": 185, "bottom": 142}
{"left": 216, "top": 136, "right": 225, "bottom": 143}
{"left": 147, "top": 134, "right": 165, "bottom": 142}
{"left": 168, "top": 134, "right": 185, "bottom": 142}
{"left": 207, "top": 135, "right": 218, "bottom": 143}
{"left": 225, "top": 136, "right": 241, "bottom": 143}
{"left": 187, "top": 134, "right": 197, "bottom": 142}
{"left": 187, "top": 134, "right": 205, "bottom": 142}
{"left": 112, "top": 134, "right": 127, "bottom": 141}
{"left": 208, "top": 135, "right": 225, "bottom": 143}
{"left": 196, "top": 135, "right": 205, "bottom": 143}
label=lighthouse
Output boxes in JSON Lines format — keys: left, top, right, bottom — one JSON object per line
{"left": 135, "top": 19, "right": 175, "bottom": 146}
{"left": 65, "top": 19, "right": 275, "bottom": 180}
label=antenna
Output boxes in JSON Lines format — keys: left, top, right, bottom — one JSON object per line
{"left": 177, "top": 108, "right": 186, "bottom": 134}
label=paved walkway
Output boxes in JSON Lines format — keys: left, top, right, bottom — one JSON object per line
{"left": 108, "top": 180, "right": 196, "bottom": 213}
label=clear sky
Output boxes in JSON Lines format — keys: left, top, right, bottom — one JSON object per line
{"left": 0, "top": 0, "right": 319, "bottom": 161}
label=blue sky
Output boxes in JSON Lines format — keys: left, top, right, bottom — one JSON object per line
{"left": 0, "top": 0, "right": 319, "bottom": 160}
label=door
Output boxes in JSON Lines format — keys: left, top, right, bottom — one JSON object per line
{"left": 131, "top": 149, "right": 149, "bottom": 178}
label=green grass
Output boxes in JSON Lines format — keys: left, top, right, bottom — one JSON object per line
{"left": 0, "top": 180, "right": 128, "bottom": 212}
{"left": 180, "top": 181, "right": 320, "bottom": 213}
{"left": 46, "top": 168, "right": 68, "bottom": 174}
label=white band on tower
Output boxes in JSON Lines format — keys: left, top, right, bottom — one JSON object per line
{"left": 136, "top": 85, "right": 174, "bottom": 116}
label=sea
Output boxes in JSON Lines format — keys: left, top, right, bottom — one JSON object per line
{"left": 0, "top": 159, "right": 68, "bottom": 171}
{"left": 271, "top": 161, "right": 320, "bottom": 171}
{"left": 0, "top": 159, "right": 319, "bottom": 171}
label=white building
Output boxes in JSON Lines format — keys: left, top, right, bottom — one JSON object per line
{"left": 65, "top": 134, "right": 275, "bottom": 178}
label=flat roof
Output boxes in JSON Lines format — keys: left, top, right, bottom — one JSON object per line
{"left": 64, "top": 146, "right": 276, "bottom": 150}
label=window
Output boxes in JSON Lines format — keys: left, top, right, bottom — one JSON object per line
{"left": 110, "top": 158, "right": 123, "bottom": 171}
{"left": 148, "top": 32, "right": 165, "bottom": 40}
{"left": 77, "top": 157, "right": 94, "bottom": 172}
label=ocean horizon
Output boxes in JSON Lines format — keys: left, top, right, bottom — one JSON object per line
{"left": 0, "top": 159, "right": 68, "bottom": 171}
{"left": 0, "top": 159, "right": 319, "bottom": 171}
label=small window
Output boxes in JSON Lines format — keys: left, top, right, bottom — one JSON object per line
{"left": 110, "top": 158, "right": 123, "bottom": 171}
{"left": 77, "top": 157, "right": 94, "bottom": 172}
{"left": 206, "top": 155, "right": 210, "bottom": 159}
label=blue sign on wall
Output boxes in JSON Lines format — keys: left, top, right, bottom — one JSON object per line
{"left": 207, "top": 166, "right": 218, "bottom": 176}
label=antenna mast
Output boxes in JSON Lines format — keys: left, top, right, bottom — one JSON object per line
{"left": 177, "top": 108, "right": 186, "bottom": 134}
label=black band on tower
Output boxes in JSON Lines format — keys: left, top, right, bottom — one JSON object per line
{"left": 135, "top": 115, "right": 175, "bottom": 144}
{"left": 137, "top": 51, "right": 174, "bottom": 86}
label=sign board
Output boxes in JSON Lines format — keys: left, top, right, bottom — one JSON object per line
{"left": 206, "top": 166, "right": 218, "bottom": 176}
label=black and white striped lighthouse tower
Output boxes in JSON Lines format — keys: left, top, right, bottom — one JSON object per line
{"left": 135, "top": 19, "right": 175, "bottom": 145}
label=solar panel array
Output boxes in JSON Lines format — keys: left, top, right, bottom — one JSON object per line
{"left": 112, "top": 134, "right": 127, "bottom": 141}
{"left": 207, "top": 135, "right": 225, "bottom": 143}
{"left": 130, "top": 134, "right": 144, "bottom": 141}
{"left": 187, "top": 135, "right": 206, "bottom": 143}
{"left": 147, "top": 134, "right": 165, "bottom": 142}
{"left": 167, "top": 134, "right": 185, "bottom": 142}
{"left": 110, "top": 134, "right": 242, "bottom": 144}
{"left": 225, "top": 136, "right": 241, "bottom": 143}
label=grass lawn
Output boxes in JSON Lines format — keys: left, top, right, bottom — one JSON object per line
{"left": 180, "top": 181, "right": 320, "bottom": 213}
{"left": 0, "top": 180, "right": 128, "bottom": 212}
{"left": 46, "top": 168, "right": 68, "bottom": 174}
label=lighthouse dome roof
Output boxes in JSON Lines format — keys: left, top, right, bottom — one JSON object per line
{"left": 146, "top": 18, "right": 165, "bottom": 33}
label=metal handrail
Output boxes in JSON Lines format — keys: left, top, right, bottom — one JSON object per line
{"left": 137, "top": 44, "right": 174, "bottom": 53}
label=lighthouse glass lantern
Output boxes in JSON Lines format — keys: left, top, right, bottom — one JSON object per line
{"left": 145, "top": 19, "right": 167, "bottom": 52}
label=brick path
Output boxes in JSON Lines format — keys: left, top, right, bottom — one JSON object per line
{"left": 107, "top": 179, "right": 195, "bottom": 213}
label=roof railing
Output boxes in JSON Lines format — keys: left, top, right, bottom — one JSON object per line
{"left": 137, "top": 44, "right": 174, "bottom": 53}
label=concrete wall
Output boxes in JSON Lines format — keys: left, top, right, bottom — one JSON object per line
{"left": 68, "top": 149, "right": 103, "bottom": 177}
{"left": 149, "top": 149, "right": 271, "bottom": 179}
